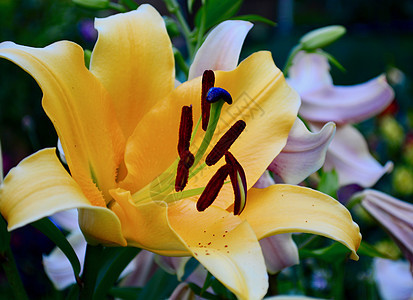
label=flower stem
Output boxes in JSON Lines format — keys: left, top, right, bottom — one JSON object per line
{"left": 163, "top": 0, "right": 195, "bottom": 58}
{"left": 173, "top": 47, "right": 189, "bottom": 77}
{"left": 79, "top": 243, "right": 104, "bottom": 300}
{"left": 0, "top": 217, "right": 28, "bottom": 300}
{"left": 283, "top": 44, "right": 302, "bottom": 76}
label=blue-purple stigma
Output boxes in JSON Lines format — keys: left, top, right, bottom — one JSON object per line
{"left": 206, "top": 87, "right": 232, "bottom": 104}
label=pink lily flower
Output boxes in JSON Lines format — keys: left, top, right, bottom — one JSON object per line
{"left": 360, "top": 189, "right": 413, "bottom": 272}
{"left": 374, "top": 258, "right": 413, "bottom": 300}
{"left": 288, "top": 52, "right": 395, "bottom": 187}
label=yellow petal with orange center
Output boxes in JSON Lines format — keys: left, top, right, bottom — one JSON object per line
{"left": 168, "top": 200, "right": 268, "bottom": 300}
{"left": 0, "top": 41, "right": 124, "bottom": 205}
{"left": 0, "top": 148, "right": 126, "bottom": 246}
{"left": 242, "top": 185, "right": 361, "bottom": 260}
{"left": 90, "top": 4, "right": 175, "bottom": 138}
{"left": 121, "top": 51, "right": 299, "bottom": 199}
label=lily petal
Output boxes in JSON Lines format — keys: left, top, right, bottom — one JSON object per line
{"left": 43, "top": 230, "right": 86, "bottom": 290}
{"left": 0, "top": 148, "right": 126, "bottom": 246}
{"left": 374, "top": 258, "right": 413, "bottom": 300}
{"left": 90, "top": 4, "right": 175, "bottom": 138}
{"left": 50, "top": 209, "right": 79, "bottom": 232}
{"left": 253, "top": 170, "right": 275, "bottom": 188}
{"left": 242, "top": 184, "right": 361, "bottom": 260}
{"left": 154, "top": 255, "right": 191, "bottom": 281}
{"left": 288, "top": 52, "right": 394, "bottom": 124}
{"left": 0, "top": 41, "right": 124, "bottom": 205}
{"left": 299, "top": 75, "right": 394, "bottom": 124}
{"left": 109, "top": 188, "right": 188, "bottom": 255}
{"left": 169, "top": 283, "right": 196, "bottom": 300}
{"left": 260, "top": 234, "right": 299, "bottom": 274}
{"left": 269, "top": 118, "right": 335, "bottom": 184}
{"left": 168, "top": 201, "right": 268, "bottom": 300}
{"left": 360, "top": 189, "right": 413, "bottom": 271}
{"left": 188, "top": 20, "right": 253, "bottom": 80}
{"left": 120, "top": 250, "right": 159, "bottom": 287}
{"left": 251, "top": 171, "right": 300, "bottom": 274}
{"left": 190, "top": 52, "right": 300, "bottom": 209}
{"left": 287, "top": 51, "right": 332, "bottom": 95}
{"left": 323, "top": 125, "right": 393, "bottom": 187}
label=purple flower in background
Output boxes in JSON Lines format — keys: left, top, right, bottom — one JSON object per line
{"left": 78, "top": 19, "right": 98, "bottom": 43}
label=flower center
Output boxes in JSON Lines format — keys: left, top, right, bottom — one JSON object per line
{"left": 132, "top": 70, "right": 248, "bottom": 215}
{"left": 175, "top": 71, "right": 248, "bottom": 215}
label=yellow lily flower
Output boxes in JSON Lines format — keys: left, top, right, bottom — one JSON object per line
{"left": 0, "top": 5, "right": 361, "bottom": 299}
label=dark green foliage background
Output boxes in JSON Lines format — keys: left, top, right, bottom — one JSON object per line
{"left": 0, "top": 0, "right": 412, "bottom": 298}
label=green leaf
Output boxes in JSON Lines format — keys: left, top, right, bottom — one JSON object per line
{"left": 164, "top": 16, "right": 181, "bottom": 38}
{"left": 231, "top": 14, "right": 276, "bottom": 26}
{"left": 181, "top": 257, "right": 199, "bottom": 281}
{"left": 318, "top": 169, "right": 339, "bottom": 198}
{"left": 187, "top": 0, "right": 196, "bottom": 13}
{"left": 195, "top": 0, "right": 243, "bottom": 33}
{"left": 138, "top": 269, "right": 180, "bottom": 299}
{"left": 93, "top": 247, "right": 140, "bottom": 300}
{"left": 299, "top": 242, "right": 351, "bottom": 263}
{"left": 72, "top": 0, "right": 109, "bottom": 9}
{"left": 0, "top": 216, "right": 10, "bottom": 253}
{"left": 210, "top": 276, "right": 237, "bottom": 300}
{"left": 358, "top": 241, "right": 397, "bottom": 259}
{"left": 108, "top": 287, "right": 142, "bottom": 300}
{"left": 84, "top": 49, "right": 92, "bottom": 69}
{"left": 32, "top": 218, "right": 81, "bottom": 278}
{"left": 187, "top": 282, "right": 218, "bottom": 300}
{"left": 120, "top": 0, "right": 138, "bottom": 10}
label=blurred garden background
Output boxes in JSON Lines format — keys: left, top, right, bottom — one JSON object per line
{"left": 0, "top": 0, "right": 412, "bottom": 298}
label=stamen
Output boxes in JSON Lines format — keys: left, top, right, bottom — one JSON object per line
{"left": 178, "top": 105, "right": 193, "bottom": 156}
{"left": 225, "top": 152, "right": 247, "bottom": 215}
{"left": 206, "top": 87, "right": 232, "bottom": 104}
{"left": 181, "top": 150, "right": 195, "bottom": 169}
{"left": 205, "top": 120, "right": 246, "bottom": 166}
{"left": 175, "top": 150, "right": 195, "bottom": 192}
{"left": 196, "top": 165, "right": 229, "bottom": 212}
{"left": 201, "top": 70, "right": 215, "bottom": 131}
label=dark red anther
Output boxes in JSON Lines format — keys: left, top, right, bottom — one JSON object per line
{"left": 205, "top": 120, "right": 246, "bottom": 166}
{"left": 201, "top": 70, "right": 215, "bottom": 131}
{"left": 175, "top": 150, "right": 195, "bottom": 192}
{"left": 181, "top": 150, "right": 195, "bottom": 169}
{"left": 175, "top": 160, "right": 190, "bottom": 192}
{"left": 225, "top": 152, "right": 247, "bottom": 215}
{"left": 178, "top": 105, "right": 193, "bottom": 157}
{"left": 196, "top": 165, "right": 229, "bottom": 212}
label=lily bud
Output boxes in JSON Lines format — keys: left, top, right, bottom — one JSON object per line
{"left": 72, "top": 0, "right": 109, "bottom": 9}
{"left": 300, "top": 25, "right": 346, "bottom": 50}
